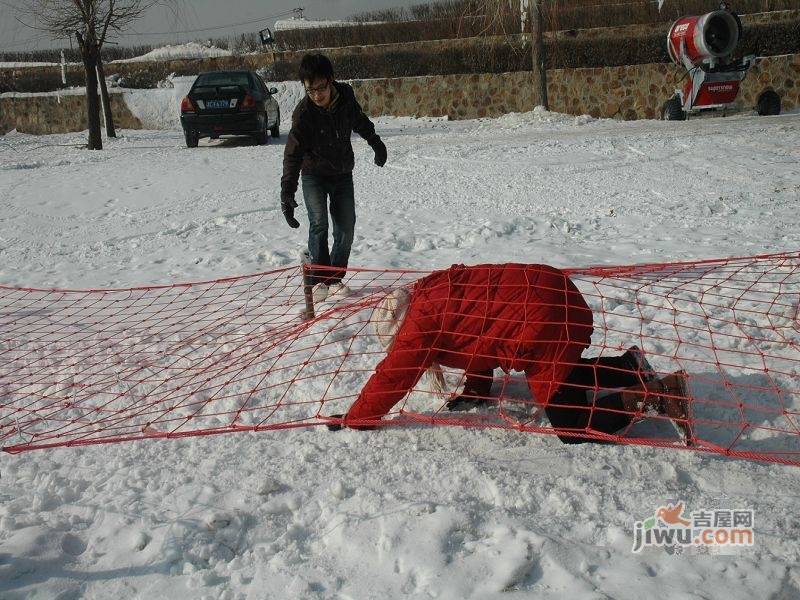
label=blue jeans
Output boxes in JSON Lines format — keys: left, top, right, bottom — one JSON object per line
{"left": 302, "top": 172, "right": 356, "bottom": 285}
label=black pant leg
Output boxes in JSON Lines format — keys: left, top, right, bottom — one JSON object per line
{"left": 583, "top": 354, "right": 641, "bottom": 437}
{"left": 463, "top": 369, "right": 494, "bottom": 398}
{"left": 546, "top": 354, "right": 639, "bottom": 444}
{"left": 545, "top": 359, "right": 597, "bottom": 443}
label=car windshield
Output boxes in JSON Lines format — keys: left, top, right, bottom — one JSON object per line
{"left": 194, "top": 72, "right": 251, "bottom": 89}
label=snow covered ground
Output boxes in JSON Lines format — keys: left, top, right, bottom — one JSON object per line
{"left": 1, "top": 101, "right": 799, "bottom": 599}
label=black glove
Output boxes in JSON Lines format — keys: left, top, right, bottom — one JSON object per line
{"left": 326, "top": 414, "right": 344, "bottom": 432}
{"left": 368, "top": 136, "right": 387, "bottom": 167}
{"left": 325, "top": 414, "right": 379, "bottom": 431}
{"left": 281, "top": 193, "right": 300, "bottom": 229}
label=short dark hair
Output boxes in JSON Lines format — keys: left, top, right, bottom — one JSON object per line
{"left": 299, "top": 54, "right": 334, "bottom": 83}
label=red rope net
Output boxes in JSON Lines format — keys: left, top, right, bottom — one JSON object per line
{"left": 1, "top": 252, "right": 799, "bottom": 465}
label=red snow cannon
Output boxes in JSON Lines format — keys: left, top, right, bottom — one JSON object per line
{"left": 661, "top": 5, "right": 778, "bottom": 120}
{"left": 667, "top": 10, "right": 741, "bottom": 67}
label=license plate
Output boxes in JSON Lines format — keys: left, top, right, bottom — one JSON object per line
{"left": 206, "top": 99, "right": 229, "bottom": 109}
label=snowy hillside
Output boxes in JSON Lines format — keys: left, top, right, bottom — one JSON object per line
{"left": 0, "top": 108, "right": 799, "bottom": 599}
{"left": 122, "top": 78, "right": 304, "bottom": 131}
{"left": 274, "top": 17, "right": 372, "bottom": 31}
{"left": 113, "top": 42, "right": 233, "bottom": 63}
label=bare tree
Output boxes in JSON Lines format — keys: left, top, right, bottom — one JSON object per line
{"left": 471, "top": 0, "right": 548, "bottom": 108}
{"left": 25, "top": 1, "right": 168, "bottom": 149}
{"left": 527, "top": 0, "right": 548, "bottom": 109}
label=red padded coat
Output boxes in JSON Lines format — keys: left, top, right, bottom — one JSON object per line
{"left": 345, "top": 263, "right": 594, "bottom": 423}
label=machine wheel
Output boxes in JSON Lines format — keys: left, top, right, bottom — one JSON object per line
{"left": 270, "top": 111, "right": 280, "bottom": 138}
{"left": 756, "top": 90, "right": 781, "bottom": 116}
{"left": 184, "top": 129, "right": 198, "bottom": 148}
{"left": 662, "top": 96, "right": 686, "bottom": 121}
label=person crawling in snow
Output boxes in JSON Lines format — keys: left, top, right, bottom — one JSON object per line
{"left": 328, "top": 263, "right": 693, "bottom": 445}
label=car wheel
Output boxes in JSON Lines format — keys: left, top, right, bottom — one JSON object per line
{"left": 184, "top": 129, "right": 198, "bottom": 148}
{"left": 254, "top": 116, "right": 269, "bottom": 145}
{"left": 270, "top": 110, "right": 280, "bottom": 138}
{"left": 662, "top": 96, "right": 686, "bottom": 121}
{"left": 756, "top": 90, "right": 781, "bottom": 116}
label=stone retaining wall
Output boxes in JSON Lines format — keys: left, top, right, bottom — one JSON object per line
{"left": 0, "top": 91, "right": 142, "bottom": 135}
{"left": 1, "top": 54, "right": 796, "bottom": 134}
{"left": 549, "top": 53, "right": 799, "bottom": 120}
{"left": 353, "top": 53, "right": 799, "bottom": 120}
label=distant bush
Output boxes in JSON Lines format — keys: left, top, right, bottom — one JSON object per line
{"left": 547, "top": 0, "right": 799, "bottom": 30}
{"left": 0, "top": 45, "right": 158, "bottom": 64}
{"left": 739, "top": 15, "right": 800, "bottom": 55}
{"left": 275, "top": 0, "right": 800, "bottom": 50}
{"left": 273, "top": 17, "right": 494, "bottom": 51}
{"left": 0, "top": 68, "right": 84, "bottom": 93}
{"left": 275, "top": 17, "right": 799, "bottom": 79}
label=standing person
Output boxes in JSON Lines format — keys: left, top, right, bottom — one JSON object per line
{"left": 280, "top": 53, "right": 387, "bottom": 302}
{"left": 329, "top": 263, "right": 693, "bottom": 445}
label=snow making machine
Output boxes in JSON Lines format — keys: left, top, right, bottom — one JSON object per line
{"left": 662, "top": 5, "right": 780, "bottom": 120}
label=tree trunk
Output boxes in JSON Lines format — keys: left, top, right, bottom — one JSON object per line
{"left": 77, "top": 32, "right": 103, "bottom": 150}
{"left": 530, "top": 0, "right": 548, "bottom": 110}
{"left": 97, "top": 56, "right": 116, "bottom": 138}
{"left": 84, "top": 56, "right": 103, "bottom": 150}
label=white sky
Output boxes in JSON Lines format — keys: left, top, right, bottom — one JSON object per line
{"left": 0, "top": 0, "right": 423, "bottom": 53}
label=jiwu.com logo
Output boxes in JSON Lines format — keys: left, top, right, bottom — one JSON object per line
{"left": 632, "top": 501, "right": 754, "bottom": 553}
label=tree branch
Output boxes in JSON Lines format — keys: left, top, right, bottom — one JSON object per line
{"left": 23, "top": 0, "right": 172, "bottom": 50}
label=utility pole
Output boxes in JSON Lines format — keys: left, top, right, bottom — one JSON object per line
{"left": 529, "top": 0, "right": 548, "bottom": 109}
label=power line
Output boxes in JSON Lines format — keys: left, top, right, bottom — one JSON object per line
{"left": 0, "top": 6, "right": 309, "bottom": 52}
{"left": 119, "top": 9, "right": 300, "bottom": 37}
{"left": 0, "top": 0, "right": 44, "bottom": 51}
{"left": 0, "top": 33, "right": 54, "bottom": 52}
{"left": 0, "top": 0, "right": 24, "bottom": 11}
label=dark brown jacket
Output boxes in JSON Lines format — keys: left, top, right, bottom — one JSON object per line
{"left": 281, "top": 81, "right": 377, "bottom": 196}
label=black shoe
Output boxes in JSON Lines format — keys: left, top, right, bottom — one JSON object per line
{"left": 625, "top": 346, "right": 657, "bottom": 382}
{"left": 326, "top": 414, "right": 344, "bottom": 431}
{"left": 654, "top": 370, "right": 693, "bottom": 446}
